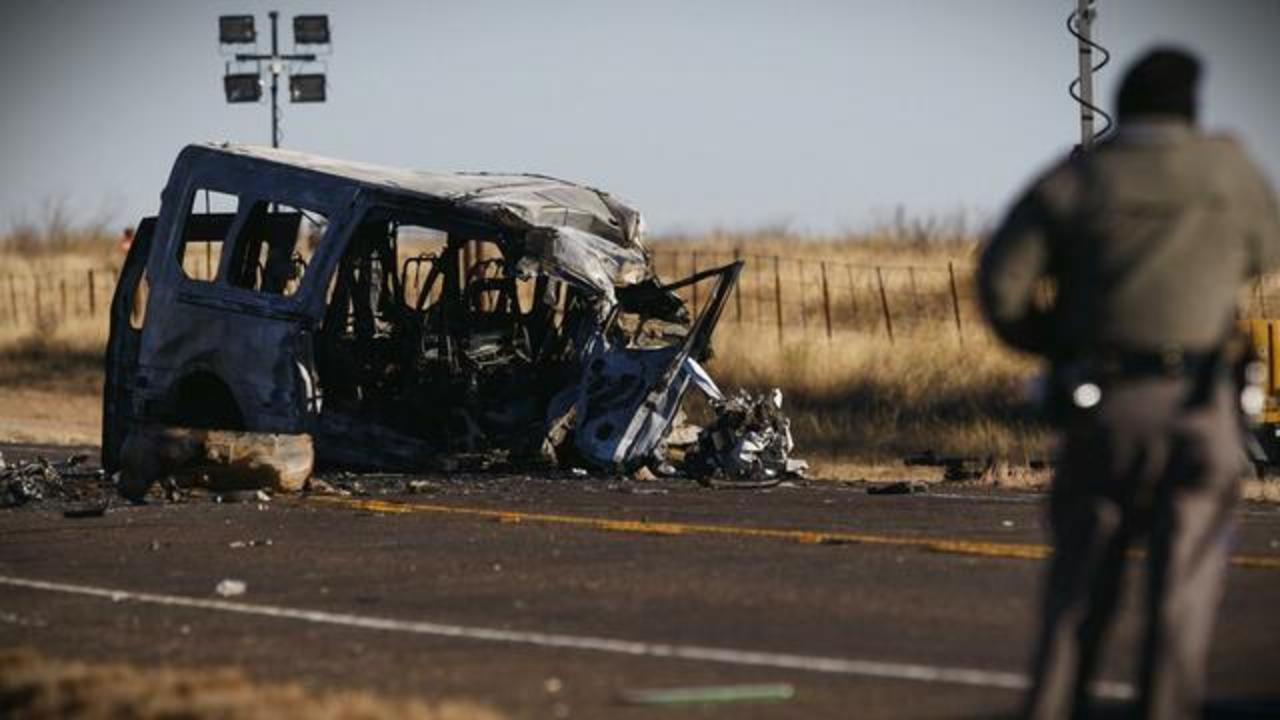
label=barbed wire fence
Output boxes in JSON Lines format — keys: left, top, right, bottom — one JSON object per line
{"left": 650, "top": 250, "right": 977, "bottom": 345}
{"left": 1, "top": 267, "right": 117, "bottom": 328}
{"left": 0, "top": 252, "right": 977, "bottom": 344}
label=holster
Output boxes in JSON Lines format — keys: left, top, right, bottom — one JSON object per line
{"left": 1043, "top": 361, "right": 1096, "bottom": 425}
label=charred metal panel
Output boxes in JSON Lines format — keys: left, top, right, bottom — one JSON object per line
{"left": 102, "top": 218, "right": 156, "bottom": 473}
{"left": 571, "top": 263, "right": 742, "bottom": 471}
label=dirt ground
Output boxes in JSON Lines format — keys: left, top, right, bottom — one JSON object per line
{"left": 0, "top": 387, "right": 100, "bottom": 447}
{"left": 0, "top": 338, "right": 102, "bottom": 447}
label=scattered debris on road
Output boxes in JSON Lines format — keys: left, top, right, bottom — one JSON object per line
{"left": 213, "top": 489, "right": 274, "bottom": 504}
{"left": 303, "top": 476, "right": 351, "bottom": 496}
{"left": 215, "top": 579, "right": 248, "bottom": 597}
{"left": 904, "top": 452, "right": 1051, "bottom": 485}
{"left": 407, "top": 479, "right": 439, "bottom": 494}
{"left": 0, "top": 611, "right": 48, "bottom": 629}
{"left": 0, "top": 453, "right": 111, "bottom": 509}
{"left": 867, "top": 480, "right": 929, "bottom": 495}
{"left": 904, "top": 452, "right": 989, "bottom": 481}
{"left": 61, "top": 504, "right": 108, "bottom": 519}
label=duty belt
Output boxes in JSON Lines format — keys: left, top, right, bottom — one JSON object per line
{"left": 1091, "top": 347, "right": 1217, "bottom": 379}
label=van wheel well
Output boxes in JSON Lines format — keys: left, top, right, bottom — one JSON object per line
{"left": 164, "top": 371, "right": 244, "bottom": 430}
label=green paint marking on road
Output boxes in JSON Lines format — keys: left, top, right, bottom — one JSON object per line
{"left": 619, "top": 683, "right": 796, "bottom": 705}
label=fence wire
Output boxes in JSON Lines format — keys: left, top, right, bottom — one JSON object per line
{"left": 6, "top": 252, "right": 1276, "bottom": 345}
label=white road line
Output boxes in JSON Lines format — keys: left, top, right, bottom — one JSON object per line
{"left": 0, "top": 574, "right": 1133, "bottom": 701}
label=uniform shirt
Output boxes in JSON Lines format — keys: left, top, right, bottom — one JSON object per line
{"left": 979, "top": 118, "right": 1280, "bottom": 359}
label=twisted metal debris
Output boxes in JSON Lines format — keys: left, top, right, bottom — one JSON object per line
{"left": 0, "top": 453, "right": 108, "bottom": 508}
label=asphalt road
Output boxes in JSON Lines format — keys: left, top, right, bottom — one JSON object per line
{"left": 2, "top": 443, "right": 1279, "bottom": 719}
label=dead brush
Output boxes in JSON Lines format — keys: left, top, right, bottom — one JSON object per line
{"left": 0, "top": 647, "right": 506, "bottom": 720}
{"left": 0, "top": 329, "right": 105, "bottom": 395}
{"left": 2, "top": 198, "right": 120, "bottom": 260}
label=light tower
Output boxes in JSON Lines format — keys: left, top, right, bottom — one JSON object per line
{"left": 218, "top": 12, "right": 332, "bottom": 148}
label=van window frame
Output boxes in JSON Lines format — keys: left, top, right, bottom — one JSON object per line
{"left": 171, "top": 165, "right": 347, "bottom": 311}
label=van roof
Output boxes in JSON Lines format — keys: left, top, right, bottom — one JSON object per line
{"left": 192, "top": 142, "right": 645, "bottom": 248}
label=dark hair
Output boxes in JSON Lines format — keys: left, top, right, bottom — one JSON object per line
{"left": 1116, "top": 47, "right": 1201, "bottom": 122}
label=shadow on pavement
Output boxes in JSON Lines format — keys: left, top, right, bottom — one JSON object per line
{"left": 969, "top": 695, "right": 1280, "bottom": 719}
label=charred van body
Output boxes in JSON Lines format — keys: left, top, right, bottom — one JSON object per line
{"left": 103, "top": 143, "right": 798, "bottom": 488}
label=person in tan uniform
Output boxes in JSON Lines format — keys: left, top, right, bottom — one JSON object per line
{"left": 978, "top": 48, "right": 1280, "bottom": 719}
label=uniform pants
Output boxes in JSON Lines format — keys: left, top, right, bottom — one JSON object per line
{"left": 1023, "top": 377, "right": 1242, "bottom": 720}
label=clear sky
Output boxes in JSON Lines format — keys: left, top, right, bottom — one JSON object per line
{"left": 2, "top": 1, "right": 1277, "bottom": 235}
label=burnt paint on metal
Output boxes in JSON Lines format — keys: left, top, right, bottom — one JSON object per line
{"left": 105, "top": 143, "right": 736, "bottom": 475}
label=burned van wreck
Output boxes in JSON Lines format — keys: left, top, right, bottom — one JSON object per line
{"left": 104, "top": 143, "right": 804, "bottom": 494}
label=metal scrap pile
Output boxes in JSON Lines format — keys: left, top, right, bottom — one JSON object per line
{"left": 0, "top": 454, "right": 108, "bottom": 508}
{"left": 678, "top": 389, "right": 808, "bottom": 485}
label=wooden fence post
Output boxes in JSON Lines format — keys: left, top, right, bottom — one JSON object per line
{"left": 732, "top": 247, "right": 742, "bottom": 323}
{"left": 33, "top": 276, "right": 43, "bottom": 324}
{"left": 844, "top": 264, "right": 858, "bottom": 332}
{"left": 691, "top": 251, "right": 699, "bottom": 315}
{"left": 60, "top": 277, "right": 68, "bottom": 319}
{"left": 755, "top": 255, "right": 764, "bottom": 325}
{"left": 797, "top": 260, "right": 808, "bottom": 334}
{"left": 948, "top": 261, "right": 963, "bottom": 344}
{"left": 820, "top": 261, "right": 833, "bottom": 340}
{"left": 88, "top": 269, "right": 97, "bottom": 316}
{"left": 7, "top": 275, "right": 16, "bottom": 324}
{"left": 773, "top": 255, "right": 784, "bottom": 344}
{"left": 875, "top": 266, "right": 894, "bottom": 344}
{"left": 907, "top": 266, "right": 922, "bottom": 317}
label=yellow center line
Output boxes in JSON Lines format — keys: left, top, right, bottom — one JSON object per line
{"left": 308, "top": 496, "right": 1280, "bottom": 570}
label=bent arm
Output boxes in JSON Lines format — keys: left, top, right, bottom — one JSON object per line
{"left": 978, "top": 189, "right": 1056, "bottom": 356}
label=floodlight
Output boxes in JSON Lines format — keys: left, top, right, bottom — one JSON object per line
{"left": 219, "top": 15, "right": 256, "bottom": 44}
{"left": 224, "top": 73, "right": 263, "bottom": 103}
{"left": 293, "top": 15, "right": 330, "bottom": 44}
{"left": 289, "top": 73, "right": 326, "bottom": 102}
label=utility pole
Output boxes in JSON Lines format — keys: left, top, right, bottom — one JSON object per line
{"left": 219, "top": 12, "right": 330, "bottom": 148}
{"left": 1067, "top": 0, "right": 1110, "bottom": 152}
{"left": 1075, "top": 0, "right": 1096, "bottom": 150}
